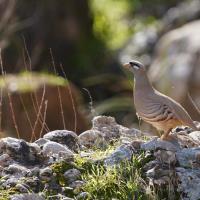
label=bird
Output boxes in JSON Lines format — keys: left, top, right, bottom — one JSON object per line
{"left": 123, "top": 60, "right": 198, "bottom": 140}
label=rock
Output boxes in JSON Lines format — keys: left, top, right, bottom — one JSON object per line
{"left": 143, "top": 160, "right": 160, "bottom": 172}
{"left": 119, "top": 126, "right": 143, "bottom": 138}
{"left": 92, "top": 116, "right": 121, "bottom": 140}
{"left": 176, "top": 167, "right": 200, "bottom": 200}
{"left": 162, "top": 0, "right": 200, "bottom": 32}
{"left": 64, "top": 168, "right": 81, "bottom": 184}
{"left": 46, "top": 194, "right": 73, "bottom": 200}
{"left": 43, "top": 130, "right": 79, "bottom": 152}
{"left": 146, "top": 166, "right": 174, "bottom": 180}
{"left": 189, "top": 131, "right": 200, "bottom": 142}
{"left": 3, "top": 164, "right": 29, "bottom": 177}
{"left": 0, "top": 137, "right": 42, "bottom": 164}
{"left": 78, "top": 130, "right": 105, "bottom": 148}
{"left": 34, "top": 138, "right": 49, "bottom": 147}
{"left": 10, "top": 193, "right": 45, "bottom": 200}
{"left": 104, "top": 144, "right": 135, "bottom": 166}
{"left": 42, "top": 141, "right": 74, "bottom": 157}
{"left": 28, "top": 142, "right": 42, "bottom": 162}
{"left": 149, "top": 20, "right": 200, "bottom": 121}
{"left": 154, "top": 150, "right": 176, "bottom": 165}
{"left": 57, "top": 151, "right": 74, "bottom": 162}
{"left": 176, "top": 147, "right": 200, "bottom": 168}
{"left": 2, "top": 177, "right": 19, "bottom": 188}
{"left": 130, "top": 140, "right": 144, "bottom": 150}
{"left": 0, "top": 153, "right": 12, "bottom": 167}
{"left": 43, "top": 179, "right": 62, "bottom": 194}
{"left": 141, "top": 137, "right": 180, "bottom": 152}
{"left": 39, "top": 167, "right": 53, "bottom": 181}
{"left": 175, "top": 131, "right": 200, "bottom": 148}
{"left": 76, "top": 192, "right": 89, "bottom": 200}
{"left": 69, "top": 180, "right": 85, "bottom": 191}
{"left": 23, "top": 177, "right": 42, "bottom": 193}
{"left": 27, "top": 167, "right": 40, "bottom": 177}
{"left": 15, "top": 183, "right": 30, "bottom": 193}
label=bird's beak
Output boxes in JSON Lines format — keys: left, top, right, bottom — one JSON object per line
{"left": 123, "top": 63, "right": 131, "bottom": 69}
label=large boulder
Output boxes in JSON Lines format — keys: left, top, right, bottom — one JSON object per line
{"left": 148, "top": 20, "right": 200, "bottom": 121}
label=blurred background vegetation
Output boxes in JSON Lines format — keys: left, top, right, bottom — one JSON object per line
{"left": 0, "top": 0, "right": 200, "bottom": 139}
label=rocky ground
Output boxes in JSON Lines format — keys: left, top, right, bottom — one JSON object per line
{"left": 1, "top": 116, "right": 200, "bottom": 200}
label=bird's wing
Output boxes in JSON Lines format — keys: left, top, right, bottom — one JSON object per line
{"left": 138, "top": 100, "right": 174, "bottom": 123}
{"left": 157, "top": 92, "right": 197, "bottom": 130}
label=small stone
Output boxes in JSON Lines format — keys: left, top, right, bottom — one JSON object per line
{"left": 43, "top": 130, "right": 78, "bottom": 152}
{"left": 40, "top": 167, "right": 53, "bottom": 181}
{"left": 42, "top": 141, "right": 74, "bottom": 156}
{"left": 76, "top": 192, "right": 89, "bottom": 200}
{"left": 176, "top": 148, "right": 200, "bottom": 168}
{"left": 189, "top": 131, "right": 200, "bottom": 142}
{"left": 10, "top": 193, "right": 45, "bottom": 200}
{"left": 2, "top": 177, "right": 18, "bottom": 188}
{"left": 68, "top": 180, "right": 85, "bottom": 190}
{"left": 47, "top": 194, "right": 71, "bottom": 200}
{"left": 143, "top": 160, "right": 159, "bottom": 171}
{"left": 92, "top": 116, "right": 121, "bottom": 140}
{"left": 141, "top": 137, "right": 180, "bottom": 152}
{"left": 5, "top": 164, "right": 29, "bottom": 177}
{"left": 64, "top": 168, "right": 81, "bottom": 183}
{"left": 23, "top": 177, "right": 42, "bottom": 193}
{"left": 27, "top": 167, "right": 40, "bottom": 177}
{"left": 57, "top": 151, "right": 74, "bottom": 162}
{"left": 154, "top": 150, "right": 176, "bottom": 165}
{"left": 176, "top": 167, "right": 200, "bottom": 200}
{"left": 34, "top": 138, "right": 49, "bottom": 147}
{"left": 0, "top": 153, "right": 12, "bottom": 167}
{"left": 130, "top": 140, "right": 144, "bottom": 150}
{"left": 0, "top": 137, "right": 42, "bottom": 165}
{"left": 104, "top": 144, "right": 135, "bottom": 166}
{"left": 120, "top": 126, "right": 143, "bottom": 138}
{"left": 78, "top": 130, "right": 105, "bottom": 148}
{"left": 176, "top": 131, "right": 200, "bottom": 148}
{"left": 15, "top": 183, "right": 30, "bottom": 193}
{"left": 146, "top": 166, "right": 174, "bottom": 179}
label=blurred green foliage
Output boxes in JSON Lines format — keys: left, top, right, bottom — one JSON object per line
{"left": 89, "top": 0, "right": 178, "bottom": 50}
{"left": 90, "top": 0, "right": 133, "bottom": 50}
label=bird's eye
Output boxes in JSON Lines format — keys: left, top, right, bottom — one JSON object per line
{"left": 129, "top": 62, "right": 134, "bottom": 66}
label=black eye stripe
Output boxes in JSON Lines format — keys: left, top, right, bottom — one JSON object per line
{"left": 134, "top": 63, "right": 141, "bottom": 68}
{"left": 129, "top": 62, "right": 141, "bottom": 68}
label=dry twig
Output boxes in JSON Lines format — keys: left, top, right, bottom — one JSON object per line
{"left": 50, "top": 49, "right": 66, "bottom": 129}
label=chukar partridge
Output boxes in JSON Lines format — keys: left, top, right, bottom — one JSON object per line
{"left": 123, "top": 60, "right": 198, "bottom": 140}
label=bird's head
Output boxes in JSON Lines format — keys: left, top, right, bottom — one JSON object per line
{"left": 123, "top": 60, "right": 146, "bottom": 74}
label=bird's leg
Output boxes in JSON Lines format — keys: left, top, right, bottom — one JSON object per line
{"left": 160, "top": 128, "right": 172, "bottom": 140}
{"left": 157, "top": 130, "right": 162, "bottom": 137}
{"left": 136, "top": 113, "right": 142, "bottom": 132}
